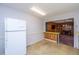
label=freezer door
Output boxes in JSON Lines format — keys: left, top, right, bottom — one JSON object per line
{"left": 5, "top": 18, "right": 26, "bottom": 31}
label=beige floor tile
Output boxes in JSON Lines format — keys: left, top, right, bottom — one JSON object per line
{"left": 27, "top": 40, "right": 79, "bottom": 55}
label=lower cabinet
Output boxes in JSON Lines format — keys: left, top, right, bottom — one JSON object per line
{"left": 44, "top": 32, "right": 60, "bottom": 43}
{"left": 44, "top": 32, "right": 74, "bottom": 47}
{"left": 59, "top": 35, "right": 74, "bottom": 46}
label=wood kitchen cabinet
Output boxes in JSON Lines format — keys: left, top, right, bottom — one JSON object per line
{"left": 44, "top": 32, "right": 60, "bottom": 44}
{"left": 46, "top": 22, "right": 57, "bottom": 32}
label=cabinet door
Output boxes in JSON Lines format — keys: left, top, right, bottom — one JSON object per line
{"left": 46, "top": 22, "right": 56, "bottom": 32}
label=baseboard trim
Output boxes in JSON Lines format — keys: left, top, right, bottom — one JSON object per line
{"left": 27, "top": 39, "right": 43, "bottom": 47}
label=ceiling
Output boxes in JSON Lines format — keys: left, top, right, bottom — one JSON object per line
{"left": 1, "top": 3, "right": 79, "bottom": 19}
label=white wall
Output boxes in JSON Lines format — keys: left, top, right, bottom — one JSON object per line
{"left": 44, "top": 10, "right": 79, "bottom": 49}
{"left": 27, "top": 15, "right": 43, "bottom": 45}
{"left": 0, "top": 15, "right": 5, "bottom": 54}
{"left": 0, "top": 5, "right": 43, "bottom": 54}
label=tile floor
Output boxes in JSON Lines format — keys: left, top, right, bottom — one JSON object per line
{"left": 27, "top": 40, "right": 79, "bottom": 55}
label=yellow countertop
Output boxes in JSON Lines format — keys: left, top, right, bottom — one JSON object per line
{"left": 76, "top": 32, "right": 79, "bottom": 35}
{"left": 44, "top": 32, "right": 60, "bottom": 34}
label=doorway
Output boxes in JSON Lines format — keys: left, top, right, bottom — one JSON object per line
{"left": 45, "top": 18, "right": 74, "bottom": 47}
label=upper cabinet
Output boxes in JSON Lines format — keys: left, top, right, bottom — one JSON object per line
{"left": 45, "top": 18, "right": 74, "bottom": 36}
{"left": 46, "top": 22, "right": 57, "bottom": 32}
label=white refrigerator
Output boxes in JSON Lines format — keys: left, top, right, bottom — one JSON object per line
{"left": 5, "top": 18, "right": 26, "bottom": 55}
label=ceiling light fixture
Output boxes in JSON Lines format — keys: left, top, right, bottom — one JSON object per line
{"left": 30, "top": 6, "right": 46, "bottom": 16}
